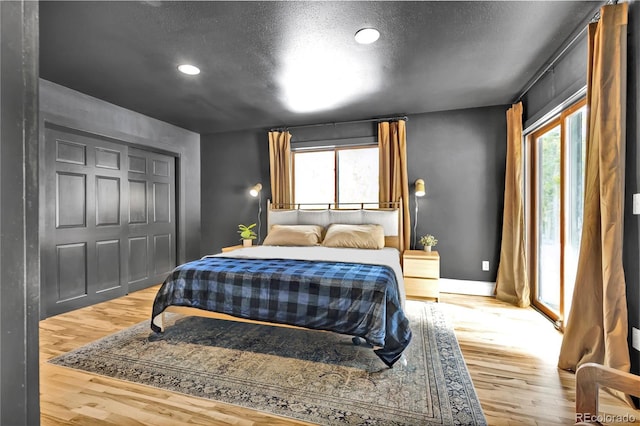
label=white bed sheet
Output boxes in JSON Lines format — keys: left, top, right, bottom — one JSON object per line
{"left": 209, "top": 246, "right": 406, "bottom": 304}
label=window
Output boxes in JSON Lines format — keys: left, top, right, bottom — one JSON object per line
{"left": 529, "top": 99, "right": 587, "bottom": 328}
{"left": 293, "top": 146, "right": 379, "bottom": 208}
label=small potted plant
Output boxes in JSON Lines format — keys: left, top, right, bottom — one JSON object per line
{"left": 418, "top": 234, "right": 438, "bottom": 252}
{"left": 238, "top": 223, "right": 257, "bottom": 247}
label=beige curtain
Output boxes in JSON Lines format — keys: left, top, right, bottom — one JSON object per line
{"left": 495, "top": 102, "right": 530, "bottom": 307}
{"left": 558, "top": 3, "right": 631, "bottom": 404}
{"left": 268, "top": 131, "right": 292, "bottom": 206}
{"left": 378, "top": 120, "right": 410, "bottom": 251}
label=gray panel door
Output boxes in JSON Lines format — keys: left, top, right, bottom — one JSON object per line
{"left": 42, "top": 126, "right": 176, "bottom": 317}
{"left": 127, "top": 147, "right": 176, "bottom": 292}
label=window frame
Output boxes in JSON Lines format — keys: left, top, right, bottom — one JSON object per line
{"left": 528, "top": 98, "right": 587, "bottom": 329}
{"left": 292, "top": 144, "right": 379, "bottom": 206}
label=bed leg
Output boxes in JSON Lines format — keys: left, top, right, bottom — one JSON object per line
{"left": 152, "top": 312, "right": 166, "bottom": 333}
{"left": 351, "top": 337, "right": 373, "bottom": 348}
{"left": 398, "top": 354, "right": 408, "bottom": 368}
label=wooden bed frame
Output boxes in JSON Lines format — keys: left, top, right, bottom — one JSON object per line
{"left": 156, "top": 200, "right": 405, "bottom": 334}
{"left": 266, "top": 200, "right": 404, "bottom": 251}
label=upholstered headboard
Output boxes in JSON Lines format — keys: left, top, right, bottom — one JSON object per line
{"left": 267, "top": 201, "right": 403, "bottom": 250}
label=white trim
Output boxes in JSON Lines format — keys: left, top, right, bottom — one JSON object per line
{"left": 439, "top": 278, "right": 495, "bottom": 297}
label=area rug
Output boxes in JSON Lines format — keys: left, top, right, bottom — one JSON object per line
{"left": 49, "top": 300, "right": 486, "bottom": 425}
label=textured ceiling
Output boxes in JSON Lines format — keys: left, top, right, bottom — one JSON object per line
{"left": 39, "top": 1, "right": 600, "bottom": 134}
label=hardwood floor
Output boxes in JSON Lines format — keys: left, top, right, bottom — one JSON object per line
{"left": 441, "top": 294, "right": 639, "bottom": 425}
{"left": 40, "top": 287, "right": 640, "bottom": 425}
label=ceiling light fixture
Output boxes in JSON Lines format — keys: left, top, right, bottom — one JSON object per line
{"left": 177, "top": 64, "right": 200, "bottom": 75}
{"left": 354, "top": 28, "right": 380, "bottom": 45}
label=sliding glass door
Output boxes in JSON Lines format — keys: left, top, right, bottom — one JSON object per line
{"left": 530, "top": 100, "right": 586, "bottom": 327}
{"left": 535, "top": 123, "right": 562, "bottom": 315}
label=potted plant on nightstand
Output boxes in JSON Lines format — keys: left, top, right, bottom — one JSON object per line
{"left": 238, "top": 223, "right": 257, "bottom": 247}
{"left": 419, "top": 234, "right": 438, "bottom": 252}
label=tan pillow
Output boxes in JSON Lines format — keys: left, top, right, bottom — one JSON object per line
{"left": 321, "top": 224, "right": 385, "bottom": 249}
{"left": 263, "top": 225, "right": 324, "bottom": 246}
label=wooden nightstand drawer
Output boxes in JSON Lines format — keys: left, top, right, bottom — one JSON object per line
{"left": 404, "top": 277, "right": 440, "bottom": 301}
{"left": 403, "top": 258, "right": 439, "bottom": 279}
{"left": 403, "top": 250, "right": 440, "bottom": 302}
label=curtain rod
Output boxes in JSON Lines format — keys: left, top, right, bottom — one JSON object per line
{"left": 269, "top": 115, "right": 408, "bottom": 133}
{"left": 513, "top": 1, "right": 607, "bottom": 104}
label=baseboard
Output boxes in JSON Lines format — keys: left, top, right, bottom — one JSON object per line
{"left": 439, "top": 279, "right": 495, "bottom": 297}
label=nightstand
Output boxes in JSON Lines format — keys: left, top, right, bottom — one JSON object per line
{"left": 403, "top": 250, "right": 440, "bottom": 302}
{"left": 221, "top": 244, "right": 258, "bottom": 253}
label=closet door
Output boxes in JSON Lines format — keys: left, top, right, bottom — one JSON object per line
{"left": 42, "top": 126, "right": 177, "bottom": 318}
{"left": 127, "top": 147, "right": 176, "bottom": 292}
{"left": 43, "top": 127, "right": 129, "bottom": 317}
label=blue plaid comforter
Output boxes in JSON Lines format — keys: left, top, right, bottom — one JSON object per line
{"left": 151, "top": 256, "right": 412, "bottom": 367}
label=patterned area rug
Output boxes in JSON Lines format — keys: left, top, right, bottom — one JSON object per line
{"left": 49, "top": 301, "right": 486, "bottom": 425}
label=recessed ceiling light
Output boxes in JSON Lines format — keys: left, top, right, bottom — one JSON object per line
{"left": 177, "top": 64, "right": 200, "bottom": 75}
{"left": 354, "top": 28, "right": 380, "bottom": 45}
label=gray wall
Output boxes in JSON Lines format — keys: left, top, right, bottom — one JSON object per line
{"left": 0, "top": 1, "right": 40, "bottom": 423}
{"left": 200, "top": 122, "right": 379, "bottom": 254}
{"left": 406, "top": 106, "right": 507, "bottom": 282}
{"left": 201, "top": 106, "right": 507, "bottom": 285}
{"left": 200, "top": 129, "right": 272, "bottom": 254}
{"left": 625, "top": 0, "right": 640, "bottom": 384}
{"left": 39, "top": 79, "right": 202, "bottom": 267}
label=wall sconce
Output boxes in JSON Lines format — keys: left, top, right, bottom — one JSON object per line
{"left": 415, "top": 179, "right": 426, "bottom": 197}
{"left": 249, "top": 183, "right": 262, "bottom": 243}
{"left": 249, "top": 183, "right": 262, "bottom": 197}
{"left": 413, "top": 179, "right": 426, "bottom": 248}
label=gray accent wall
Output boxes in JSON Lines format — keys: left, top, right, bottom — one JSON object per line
{"left": 0, "top": 1, "right": 40, "bottom": 423}
{"left": 200, "top": 129, "right": 270, "bottom": 254}
{"left": 407, "top": 106, "right": 507, "bottom": 282}
{"left": 201, "top": 106, "right": 507, "bottom": 286}
{"left": 199, "top": 122, "right": 378, "bottom": 254}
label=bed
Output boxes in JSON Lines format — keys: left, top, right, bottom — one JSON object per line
{"left": 150, "top": 201, "right": 411, "bottom": 367}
